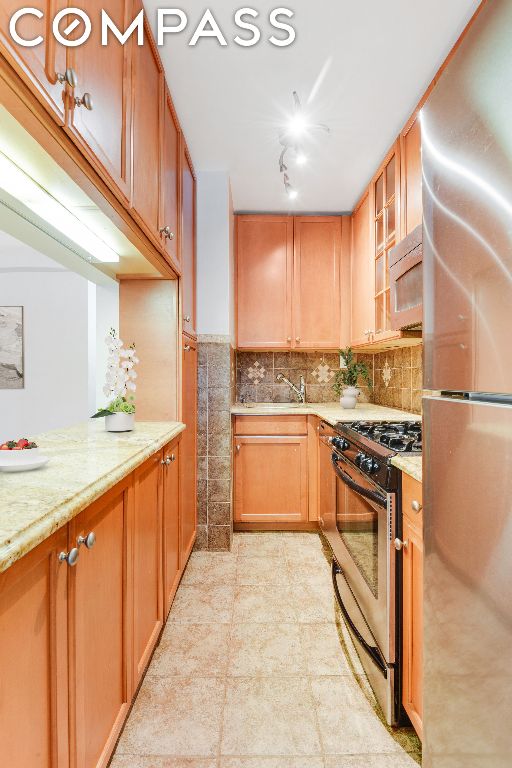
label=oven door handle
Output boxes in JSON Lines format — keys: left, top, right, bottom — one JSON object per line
{"left": 331, "top": 453, "right": 387, "bottom": 508}
{"left": 331, "top": 559, "right": 388, "bottom": 677}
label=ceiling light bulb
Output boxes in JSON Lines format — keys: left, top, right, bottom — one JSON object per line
{"left": 296, "top": 153, "right": 307, "bottom": 165}
{"left": 288, "top": 114, "right": 307, "bottom": 137}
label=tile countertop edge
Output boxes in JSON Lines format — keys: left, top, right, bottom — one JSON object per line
{"left": 0, "top": 421, "right": 186, "bottom": 574}
{"left": 231, "top": 402, "right": 421, "bottom": 426}
{"left": 391, "top": 455, "right": 423, "bottom": 483}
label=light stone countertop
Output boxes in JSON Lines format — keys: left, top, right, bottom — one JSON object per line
{"left": 231, "top": 402, "right": 420, "bottom": 427}
{"left": 391, "top": 455, "right": 423, "bottom": 483}
{"left": 0, "top": 420, "right": 185, "bottom": 573}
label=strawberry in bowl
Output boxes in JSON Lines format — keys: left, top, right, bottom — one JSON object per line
{"left": 0, "top": 438, "right": 40, "bottom": 463}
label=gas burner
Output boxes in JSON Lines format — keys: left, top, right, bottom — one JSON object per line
{"left": 336, "top": 420, "right": 422, "bottom": 457}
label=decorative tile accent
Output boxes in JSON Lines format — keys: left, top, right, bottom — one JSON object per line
{"left": 382, "top": 359, "right": 392, "bottom": 388}
{"left": 247, "top": 361, "right": 266, "bottom": 382}
{"left": 311, "top": 362, "right": 335, "bottom": 384}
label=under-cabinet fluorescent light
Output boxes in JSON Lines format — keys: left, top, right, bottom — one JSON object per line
{"left": 0, "top": 151, "right": 119, "bottom": 263}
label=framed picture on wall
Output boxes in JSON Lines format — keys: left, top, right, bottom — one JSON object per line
{"left": 0, "top": 306, "right": 24, "bottom": 389}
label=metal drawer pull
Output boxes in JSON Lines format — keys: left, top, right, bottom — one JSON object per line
{"left": 411, "top": 500, "right": 422, "bottom": 513}
{"left": 74, "top": 92, "right": 93, "bottom": 110}
{"left": 57, "top": 68, "right": 78, "bottom": 87}
{"left": 162, "top": 456, "right": 171, "bottom": 466}
{"left": 184, "top": 344, "right": 191, "bottom": 352}
{"left": 394, "top": 537, "right": 409, "bottom": 551}
{"left": 77, "top": 532, "right": 96, "bottom": 550}
{"left": 59, "top": 547, "right": 79, "bottom": 566}
{"left": 235, "top": 444, "right": 241, "bottom": 453}
{"left": 184, "top": 315, "right": 191, "bottom": 323}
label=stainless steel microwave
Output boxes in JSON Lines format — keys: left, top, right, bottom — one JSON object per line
{"left": 389, "top": 224, "right": 422, "bottom": 330}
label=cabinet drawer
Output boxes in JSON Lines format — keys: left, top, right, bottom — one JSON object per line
{"left": 234, "top": 415, "right": 307, "bottom": 436}
{"left": 402, "top": 473, "right": 423, "bottom": 527}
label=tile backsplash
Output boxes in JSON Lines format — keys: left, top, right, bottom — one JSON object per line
{"left": 236, "top": 344, "right": 423, "bottom": 415}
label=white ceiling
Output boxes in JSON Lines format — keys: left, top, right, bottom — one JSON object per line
{"left": 145, "top": 0, "right": 480, "bottom": 212}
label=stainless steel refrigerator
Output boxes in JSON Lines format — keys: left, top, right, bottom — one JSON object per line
{"left": 422, "top": 1, "right": 512, "bottom": 765}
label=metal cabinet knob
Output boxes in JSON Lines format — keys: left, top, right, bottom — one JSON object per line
{"left": 184, "top": 315, "right": 191, "bottom": 323}
{"left": 159, "top": 225, "right": 174, "bottom": 240}
{"left": 295, "top": 337, "right": 301, "bottom": 343}
{"left": 57, "top": 68, "right": 78, "bottom": 88}
{"left": 287, "top": 336, "right": 292, "bottom": 343}
{"left": 184, "top": 344, "right": 191, "bottom": 352}
{"left": 235, "top": 444, "right": 241, "bottom": 453}
{"left": 394, "top": 537, "right": 409, "bottom": 551}
{"left": 75, "top": 92, "right": 93, "bottom": 110}
{"left": 411, "top": 500, "right": 422, "bottom": 513}
{"left": 77, "top": 531, "right": 96, "bottom": 550}
{"left": 59, "top": 547, "right": 80, "bottom": 566}
{"left": 169, "top": 453, "right": 176, "bottom": 462}
{"left": 161, "top": 456, "right": 171, "bottom": 466}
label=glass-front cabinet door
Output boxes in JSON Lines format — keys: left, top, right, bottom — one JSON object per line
{"left": 372, "top": 143, "right": 400, "bottom": 338}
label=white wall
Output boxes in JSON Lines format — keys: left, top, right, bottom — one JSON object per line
{"left": 0, "top": 231, "right": 118, "bottom": 442}
{"left": 196, "top": 171, "right": 235, "bottom": 338}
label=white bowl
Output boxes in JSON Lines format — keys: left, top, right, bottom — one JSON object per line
{"left": 0, "top": 447, "right": 41, "bottom": 464}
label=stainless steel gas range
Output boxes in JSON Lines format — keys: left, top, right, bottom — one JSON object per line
{"left": 318, "top": 419, "right": 421, "bottom": 726}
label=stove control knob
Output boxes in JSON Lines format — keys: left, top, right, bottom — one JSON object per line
{"left": 364, "top": 457, "right": 380, "bottom": 474}
{"left": 355, "top": 451, "right": 366, "bottom": 467}
{"left": 332, "top": 437, "right": 349, "bottom": 452}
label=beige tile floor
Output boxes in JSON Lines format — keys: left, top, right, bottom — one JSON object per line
{"left": 112, "top": 533, "right": 421, "bottom": 768}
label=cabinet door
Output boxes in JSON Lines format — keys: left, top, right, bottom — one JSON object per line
{"left": 69, "top": 485, "right": 131, "bottom": 768}
{"left": 234, "top": 436, "right": 308, "bottom": 523}
{"left": 400, "top": 116, "right": 422, "bottom": 238}
{"left": 402, "top": 513, "right": 423, "bottom": 740}
{"left": 162, "top": 438, "right": 181, "bottom": 615}
{"left": 351, "top": 192, "right": 374, "bottom": 346}
{"left": 293, "top": 216, "right": 341, "bottom": 349}
{"left": 131, "top": 18, "right": 163, "bottom": 245}
{"left": 133, "top": 453, "right": 163, "bottom": 684}
{"left": 66, "top": 0, "right": 132, "bottom": 201}
{"left": 181, "top": 335, "right": 197, "bottom": 564}
{"left": 0, "top": 0, "right": 67, "bottom": 123}
{"left": 0, "top": 528, "right": 68, "bottom": 768}
{"left": 160, "top": 90, "right": 180, "bottom": 268}
{"left": 236, "top": 215, "right": 293, "bottom": 349}
{"left": 181, "top": 146, "right": 196, "bottom": 336}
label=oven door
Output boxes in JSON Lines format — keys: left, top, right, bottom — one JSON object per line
{"left": 329, "top": 451, "right": 396, "bottom": 665}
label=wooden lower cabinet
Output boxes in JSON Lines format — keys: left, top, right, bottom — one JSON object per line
{"left": 0, "top": 527, "right": 69, "bottom": 768}
{"left": 0, "top": 434, "right": 191, "bottom": 768}
{"left": 401, "top": 475, "right": 423, "bottom": 740}
{"left": 69, "top": 482, "right": 131, "bottom": 768}
{"left": 234, "top": 435, "right": 308, "bottom": 524}
{"left": 132, "top": 452, "right": 164, "bottom": 686}
{"left": 162, "top": 437, "right": 181, "bottom": 616}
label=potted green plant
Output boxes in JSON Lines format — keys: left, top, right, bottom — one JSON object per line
{"left": 92, "top": 329, "right": 138, "bottom": 432}
{"left": 332, "top": 347, "right": 372, "bottom": 409}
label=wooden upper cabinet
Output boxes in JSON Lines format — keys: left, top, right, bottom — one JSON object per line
{"left": 293, "top": 216, "right": 341, "bottom": 349}
{"left": 371, "top": 142, "right": 401, "bottom": 339}
{"left": 69, "top": 484, "right": 131, "bottom": 768}
{"left": 160, "top": 89, "right": 180, "bottom": 269}
{"left": 236, "top": 215, "right": 294, "bottom": 349}
{"left": 400, "top": 116, "right": 422, "bottom": 238}
{"left": 351, "top": 192, "right": 374, "bottom": 347}
{"left": 131, "top": 18, "right": 163, "bottom": 246}
{"left": 0, "top": 1, "right": 68, "bottom": 123}
{"left": 66, "top": 0, "right": 132, "bottom": 202}
{"left": 0, "top": 528, "right": 69, "bottom": 768}
{"left": 181, "top": 335, "right": 197, "bottom": 564}
{"left": 132, "top": 453, "right": 163, "bottom": 685}
{"left": 181, "top": 146, "right": 196, "bottom": 336}
{"left": 233, "top": 435, "right": 308, "bottom": 523}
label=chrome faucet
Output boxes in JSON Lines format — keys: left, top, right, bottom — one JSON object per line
{"left": 275, "top": 372, "right": 306, "bottom": 403}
